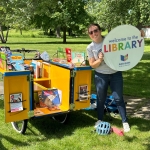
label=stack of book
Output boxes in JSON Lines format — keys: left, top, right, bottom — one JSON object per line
{"left": 38, "top": 89, "right": 61, "bottom": 111}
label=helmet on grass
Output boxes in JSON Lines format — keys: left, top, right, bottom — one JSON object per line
{"left": 96, "top": 121, "right": 111, "bottom": 135}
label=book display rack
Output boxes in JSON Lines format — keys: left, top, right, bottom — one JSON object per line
{"left": 1, "top": 46, "right": 92, "bottom": 134}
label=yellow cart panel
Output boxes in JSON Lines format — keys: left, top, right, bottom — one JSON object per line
{"left": 50, "top": 64, "right": 70, "bottom": 111}
{"left": 3, "top": 71, "right": 31, "bottom": 123}
{"left": 73, "top": 69, "right": 92, "bottom": 110}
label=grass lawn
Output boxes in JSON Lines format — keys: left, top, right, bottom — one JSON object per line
{"left": 0, "top": 99, "right": 150, "bottom": 150}
{"left": 0, "top": 30, "right": 150, "bottom": 150}
{"left": 1, "top": 30, "right": 150, "bottom": 98}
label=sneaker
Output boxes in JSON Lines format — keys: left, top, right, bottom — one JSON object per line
{"left": 94, "top": 120, "right": 101, "bottom": 129}
{"left": 123, "top": 122, "right": 130, "bottom": 132}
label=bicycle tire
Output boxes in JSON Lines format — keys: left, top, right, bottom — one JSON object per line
{"left": 11, "top": 119, "right": 28, "bottom": 134}
{"left": 52, "top": 113, "right": 70, "bottom": 124}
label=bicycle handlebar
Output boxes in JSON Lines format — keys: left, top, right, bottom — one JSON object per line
{"left": 11, "top": 49, "right": 39, "bottom": 53}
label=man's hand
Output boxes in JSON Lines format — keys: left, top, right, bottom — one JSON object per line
{"left": 98, "top": 52, "right": 104, "bottom": 61}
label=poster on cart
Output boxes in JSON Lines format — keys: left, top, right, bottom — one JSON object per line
{"left": 78, "top": 85, "right": 88, "bottom": 100}
{"left": 10, "top": 93, "right": 23, "bottom": 112}
{"left": 102, "top": 25, "right": 144, "bottom": 71}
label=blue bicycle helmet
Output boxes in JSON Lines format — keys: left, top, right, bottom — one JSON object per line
{"left": 96, "top": 121, "right": 111, "bottom": 135}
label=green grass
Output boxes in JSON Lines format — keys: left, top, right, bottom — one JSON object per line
{"left": 0, "top": 30, "right": 150, "bottom": 150}
{"left": 122, "top": 45, "right": 150, "bottom": 98}
{"left": 1, "top": 30, "right": 150, "bottom": 98}
{"left": 0, "top": 100, "right": 150, "bottom": 150}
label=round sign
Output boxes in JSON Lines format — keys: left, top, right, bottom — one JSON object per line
{"left": 102, "top": 25, "right": 144, "bottom": 71}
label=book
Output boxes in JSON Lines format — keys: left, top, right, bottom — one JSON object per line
{"left": 0, "top": 52, "right": 7, "bottom": 60}
{"left": 31, "top": 60, "right": 41, "bottom": 78}
{"left": 71, "top": 52, "right": 85, "bottom": 66}
{"left": 40, "top": 51, "right": 50, "bottom": 61}
{"left": 10, "top": 93, "right": 23, "bottom": 112}
{"left": 35, "top": 61, "right": 41, "bottom": 78}
{"left": 65, "top": 48, "right": 72, "bottom": 62}
{"left": 0, "top": 47, "right": 12, "bottom": 58}
{"left": 0, "top": 58, "right": 7, "bottom": 70}
{"left": 10, "top": 54, "right": 25, "bottom": 71}
{"left": 39, "top": 62, "right": 43, "bottom": 78}
{"left": 78, "top": 85, "right": 88, "bottom": 100}
{"left": 57, "top": 47, "right": 66, "bottom": 59}
{"left": 38, "top": 89, "right": 60, "bottom": 110}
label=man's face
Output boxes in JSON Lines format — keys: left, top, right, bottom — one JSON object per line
{"left": 88, "top": 25, "right": 101, "bottom": 43}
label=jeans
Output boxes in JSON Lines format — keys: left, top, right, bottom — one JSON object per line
{"left": 94, "top": 71, "right": 128, "bottom": 123}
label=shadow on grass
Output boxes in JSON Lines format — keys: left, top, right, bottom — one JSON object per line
{"left": 141, "top": 51, "right": 150, "bottom": 60}
{"left": 27, "top": 109, "right": 150, "bottom": 134}
{"left": 0, "top": 133, "right": 29, "bottom": 149}
{"left": 124, "top": 117, "right": 150, "bottom": 150}
{"left": 6, "top": 41, "right": 91, "bottom": 45}
{"left": 0, "top": 99, "right": 4, "bottom": 109}
{"left": 123, "top": 59, "right": 150, "bottom": 98}
{"left": 0, "top": 100, "right": 150, "bottom": 150}
{"left": 27, "top": 110, "right": 98, "bottom": 137}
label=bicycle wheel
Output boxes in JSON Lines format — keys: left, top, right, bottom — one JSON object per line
{"left": 52, "top": 113, "right": 70, "bottom": 124}
{"left": 11, "top": 119, "right": 28, "bottom": 134}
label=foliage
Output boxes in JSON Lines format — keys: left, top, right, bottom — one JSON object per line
{"left": 85, "top": 0, "right": 150, "bottom": 31}
{"left": 31, "top": 0, "right": 93, "bottom": 42}
{"left": 0, "top": 0, "right": 150, "bottom": 43}
{"left": 0, "top": 0, "right": 35, "bottom": 43}
{"left": 0, "top": 0, "right": 93, "bottom": 43}
{"left": 0, "top": 0, "right": 33, "bottom": 30}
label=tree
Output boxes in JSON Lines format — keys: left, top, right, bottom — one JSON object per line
{"left": 85, "top": 0, "right": 150, "bottom": 32}
{"left": 0, "top": 1, "right": 12, "bottom": 43}
{"left": 31, "top": 0, "right": 93, "bottom": 43}
{"left": 0, "top": 0, "right": 34, "bottom": 43}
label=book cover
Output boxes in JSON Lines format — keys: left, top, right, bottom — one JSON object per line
{"left": 57, "top": 47, "right": 66, "bottom": 59}
{"left": 38, "top": 89, "right": 60, "bottom": 110}
{"left": 78, "top": 85, "right": 88, "bottom": 100}
{"left": 30, "top": 61, "right": 36, "bottom": 78}
{"left": 31, "top": 60, "right": 41, "bottom": 78}
{"left": 35, "top": 61, "right": 41, "bottom": 79}
{"left": 39, "top": 62, "right": 43, "bottom": 78}
{"left": 65, "top": 48, "right": 72, "bottom": 62}
{"left": 40, "top": 51, "right": 50, "bottom": 61}
{"left": 10, "top": 54, "right": 25, "bottom": 71}
{"left": 71, "top": 52, "right": 85, "bottom": 66}
{"left": 30, "top": 60, "right": 43, "bottom": 79}
{"left": 10, "top": 93, "right": 23, "bottom": 112}
{"left": 0, "top": 58, "right": 7, "bottom": 70}
{"left": 0, "top": 52, "right": 7, "bottom": 60}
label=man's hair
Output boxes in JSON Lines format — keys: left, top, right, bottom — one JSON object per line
{"left": 88, "top": 23, "right": 101, "bottom": 31}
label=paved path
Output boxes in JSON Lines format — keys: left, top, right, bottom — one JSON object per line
{"left": 0, "top": 81, "right": 149, "bottom": 120}
{"left": 124, "top": 95, "right": 150, "bottom": 120}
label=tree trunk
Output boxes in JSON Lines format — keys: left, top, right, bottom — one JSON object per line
{"left": 0, "top": 35, "right": 6, "bottom": 43}
{"left": 20, "top": 29, "right": 22, "bottom": 35}
{"left": 56, "top": 26, "right": 61, "bottom": 38}
{"left": 5, "top": 27, "right": 9, "bottom": 42}
{"left": 0, "top": 25, "right": 6, "bottom": 43}
{"left": 63, "top": 26, "right": 66, "bottom": 43}
{"left": 68, "top": 28, "right": 72, "bottom": 36}
{"left": 136, "top": 23, "right": 142, "bottom": 30}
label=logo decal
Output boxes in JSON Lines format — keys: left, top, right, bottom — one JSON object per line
{"left": 121, "top": 54, "right": 128, "bottom": 61}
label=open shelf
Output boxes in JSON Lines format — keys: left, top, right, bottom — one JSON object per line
{"left": 34, "top": 82, "right": 48, "bottom": 92}
{"left": 34, "top": 77, "right": 50, "bottom": 82}
{"left": 34, "top": 107, "right": 69, "bottom": 116}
